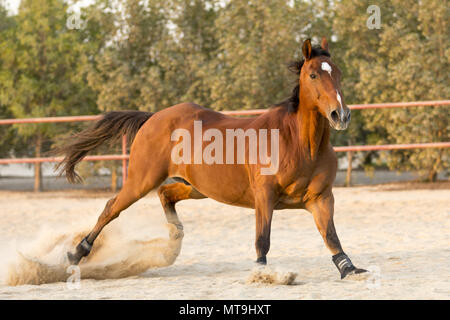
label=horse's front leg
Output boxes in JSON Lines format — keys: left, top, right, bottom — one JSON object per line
{"left": 306, "top": 192, "right": 367, "bottom": 279}
{"left": 254, "top": 189, "right": 275, "bottom": 265}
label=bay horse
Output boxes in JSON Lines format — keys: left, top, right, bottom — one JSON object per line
{"left": 57, "top": 38, "right": 366, "bottom": 279}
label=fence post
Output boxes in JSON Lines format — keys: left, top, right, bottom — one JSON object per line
{"left": 34, "top": 134, "right": 43, "bottom": 192}
{"left": 345, "top": 151, "right": 353, "bottom": 187}
{"left": 122, "top": 135, "right": 127, "bottom": 187}
{"left": 111, "top": 165, "right": 117, "bottom": 192}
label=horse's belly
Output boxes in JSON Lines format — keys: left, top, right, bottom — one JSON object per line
{"left": 181, "top": 164, "right": 255, "bottom": 209}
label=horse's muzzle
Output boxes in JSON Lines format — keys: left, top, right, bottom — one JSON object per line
{"left": 328, "top": 108, "right": 351, "bottom": 130}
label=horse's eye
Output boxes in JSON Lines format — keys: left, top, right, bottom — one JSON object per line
{"left": 310, "top": 74, "right": 317, "bottom": 79}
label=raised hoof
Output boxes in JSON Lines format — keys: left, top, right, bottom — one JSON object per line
{"left": 67, "top": 251, "right": 82, "bottom": 265}
{"left": 256, "top": 256, "right": 267, "bottom": 265}
{"left": 341, "top": 267, "right": 368, "bottom": 280}
{"left": 67, "top": 236, "right": 92, "bottom": 265}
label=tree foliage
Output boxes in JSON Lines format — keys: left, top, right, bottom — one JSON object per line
{"left": 0, "top": 0, "right": 448, "bottom": 181}
{"left": 334, "top": 0, "right": 449, "bottom": 180}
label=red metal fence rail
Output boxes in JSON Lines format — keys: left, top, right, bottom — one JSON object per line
{"left": 0, "top": 100, "right": 449, "bottom": 188}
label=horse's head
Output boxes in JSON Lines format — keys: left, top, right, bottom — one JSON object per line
{"left": 299, "top": 38, "right": 350, "bottom": 130}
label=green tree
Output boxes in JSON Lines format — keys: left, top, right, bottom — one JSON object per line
{"left": 87, "top": 0, "right": 171, "bottom": 112}
{"left": 148, "top": 0, "right": 220, "bottom": 108}
{"left": 1, "top": 0, "right": 98, "bottom": 190}
{"left": 334, "top": 0, "right": 449, "bottom": 181}
{"left": 0, "top": 1, "right": 17, "bottom": 158}
{"left": 208, "top": 0, "right": 299, "bottom": 110}
{"left": 86, "top": 0, "right": 220, "bottom": 109}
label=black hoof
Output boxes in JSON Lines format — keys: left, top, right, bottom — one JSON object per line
{"left": 341, "top": 266, "right": 368, "bottom": 279}
{"left": 256, "top": 256, "right": 267, "bottom": 265}
{"left": 67, "top": 251, "right": 82, "bottom": 265}
{"left": 67, "top": 236, "right": 92, "bottom": 265}
{"left": 332, "top": 252, "right": 366, "bottom": 279}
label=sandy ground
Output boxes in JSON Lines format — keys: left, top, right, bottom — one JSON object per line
{"left": 0, "top": 185, "right": 448, "bottom": 300}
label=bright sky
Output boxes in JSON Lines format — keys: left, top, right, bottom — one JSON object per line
{"left": 2, "top": 0, "right": 19, "bottom": 13}
{"left": 3, "top": 0, "right": 94, "bottom": 14}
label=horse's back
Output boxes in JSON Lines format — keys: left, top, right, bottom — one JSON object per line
{"left": 161, "top": 102, "right": 225, "bottom": 120}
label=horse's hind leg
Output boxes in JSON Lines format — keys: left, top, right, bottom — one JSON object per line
{"left": 67, "top": 161, "right": 167, "bottom": 265}
{"left": 157, "top": 181, "right": 206, "bottom": 232}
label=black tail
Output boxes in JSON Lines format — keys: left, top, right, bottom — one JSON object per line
{"left": 54, "top": 111, "right": 153, "bottom": 183}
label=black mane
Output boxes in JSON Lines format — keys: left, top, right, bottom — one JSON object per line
{"left": 274, "top": 46, "right": 330, "bottom": 113}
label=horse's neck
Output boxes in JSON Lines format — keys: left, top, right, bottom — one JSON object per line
{"left": 296, "top": 104, "right": 330, "bottom": 160}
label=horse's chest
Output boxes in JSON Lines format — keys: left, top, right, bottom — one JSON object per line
{"left": 277, "top": 172, "right": 333, "bottom": 209}
{"left": 277, "top": 179, "right": 309, "bottom": 208}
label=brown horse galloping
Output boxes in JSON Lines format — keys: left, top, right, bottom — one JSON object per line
{"left": 57, "top": 38, "right": 366, "bottom": 279}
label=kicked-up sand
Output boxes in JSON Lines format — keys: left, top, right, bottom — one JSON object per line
{"left": 0, "top": 184, "right": 448, "bottom": 299}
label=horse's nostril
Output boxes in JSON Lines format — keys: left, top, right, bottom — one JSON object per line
{"left": 347, "top": 112, "right": 351, "bottom": 122}
{"left": 330, "top": 110, "right": 339, "bottom": 122}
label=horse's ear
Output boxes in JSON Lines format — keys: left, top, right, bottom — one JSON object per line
{"left": 321, "top": 37, "right": 329, "bottom": 52}
{"left": 302, "top": 39, "right": 312, "bottom": 60}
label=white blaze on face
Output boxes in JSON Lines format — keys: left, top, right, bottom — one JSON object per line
{"left": 336, "top": 90, "right": 342, "bottom": 108}
{"left": 321, "top": 62, "right": 332, "bottom": 77}
{"left": 336, "top": 89, "right": 345, "bottom": 120}
{"left": 322, "top": 61, "right": 345, "bottom": 121}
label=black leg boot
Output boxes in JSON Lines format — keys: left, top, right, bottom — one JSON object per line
{"left": 332, "top": 252, "right": 367, "bottom": 279}
{"left": 67, "top": 236, "right": 92, "bottom": 265}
